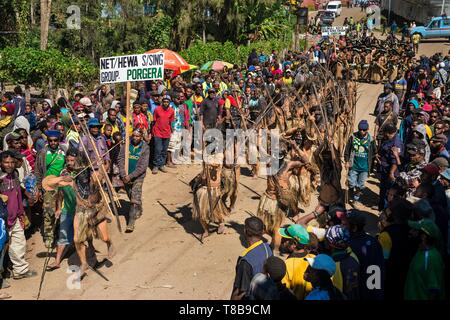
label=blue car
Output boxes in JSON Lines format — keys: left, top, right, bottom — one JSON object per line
{"left": 410, "top": 16, "right": 450, "bottom": 40}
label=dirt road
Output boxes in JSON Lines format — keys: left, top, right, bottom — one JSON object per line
{"left": 5, "top": 8, "right": 448, "bottom": 300}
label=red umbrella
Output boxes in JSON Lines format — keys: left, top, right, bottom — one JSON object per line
{"left": 145, "top": 48, "right": 190, "bottom": 76}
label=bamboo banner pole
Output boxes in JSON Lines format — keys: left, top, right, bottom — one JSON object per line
{"left": 125, "top": 82, "right": 131, "bottom": 175}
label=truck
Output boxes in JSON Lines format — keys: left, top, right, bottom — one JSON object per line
{"left": 326, "top": 1, "right": 343, "bottom": 17}
{"left": 410, "top": 16, "right": 450, "bottom": 40}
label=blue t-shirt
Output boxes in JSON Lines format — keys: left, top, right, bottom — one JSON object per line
{"left": 305, "top": 288, "right": 330, "bottom": 300}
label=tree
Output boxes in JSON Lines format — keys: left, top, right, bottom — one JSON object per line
{"left": 40, "top": 0, "right": 52, "bottom": 50}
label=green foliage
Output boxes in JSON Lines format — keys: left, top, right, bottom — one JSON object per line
{"left": 0, "top": 47, "right": 97, "bottom": 87}
{"left": 180, "top": 39, "right": 292, "bottom": 66}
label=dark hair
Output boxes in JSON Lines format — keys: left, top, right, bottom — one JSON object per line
{"left": 383, "top": 123, "right": 397, "bottom": 134}
{"left": 66, "top": 148, "right": 78, "bottom": 158}
{"left": 75, "top": 93, "right": 84, "bottom": 99}
{"left": 244, "top": 216, "right": 264, "bottom": 237}
{"left": 112, "top": 131, "right": 122, "bottom": 141}
{"left": 3, "top": 92, "right": 13, "bottom": 100}
{"left": 37, "top": 120, "right": 48, "bottom": 131}
{"left": 50, "top": 105, "right": 61, "bottom": 116}
{"left": 388, "top": 184, "right": 406, "bottom": 199}
{"left": 0, "top": 152, "right": 14, "bottom": 161}
{"left": 14, "top": 86, "right": 23, "bottom": 95}
{"left": 103, "top": 123, "right": 113, "bottom": 130}
{"left": 57, "top": 97, "right": 68, "bottom": 109}
{"left": 388, "top": 198, "right": 413, "bottom": 223}
{"left": 415, "top": 182, "right": 434, "bottom": 198}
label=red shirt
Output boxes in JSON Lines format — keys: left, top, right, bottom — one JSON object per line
{"left": 132, "top": 112, "right": 149, "bottom": 130}
{"left": 21, "top": 148, "right": 35, "bottom": 172}
{"left": 152, "top": 106, "right": 174, "bottom": 138}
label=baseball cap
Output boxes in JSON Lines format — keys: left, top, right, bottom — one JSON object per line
{"left": 358, "top": 120, "right": 369, "bottom": 130}
{"left": 421, "top": 163, "right": 440, "bottom": 176}
{"left": 5, "top": 132, "right": 22, "bottom": 143}
{"left": 264, "top": 256, "right": 287, "bottom": 282}
{"left": 384, "top": 83, "right": 393, "bottom": 90}
{"left": 87, "top": 118, "right": 101, "bottom": 128}
{"left": 244, "top": 216, "right": 264, "bottom": 236}
{"left": 432, "top": 157, "right": 449, "bottom": 170}
{"left": 431, "top": 134, "right": 448, "bottom": 145}
{"left": 304, "top": 254, "right": 336, "bottom": 276}
{"left": 440, "top": 168, "right": 450, "bottom": 180}
{"left": 325, "top": 225, "right": 350, "bottom": 249}
{"left": 278, "top": 224, "right": 310, "bottom": 245}
{"left": 208, "top": 88, "right": 216, "bottom": 94}
{"left": 408, "top": 219, "right": 441, "bottom": 240}
{"left": 406, "top": 138, "right": 426, "bottom": 154}
{"left": 79, "top": 97, "right": 93, "bottom": 106}
{"left": 162, "top": 95, "right": 171, "bottom": 102}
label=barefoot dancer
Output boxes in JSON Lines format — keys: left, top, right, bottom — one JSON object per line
{"left": 72, "top": 166, "right": 115, "bottom": 277}
{"left": 192, "top": 154, "right": 228, "bottom": 240}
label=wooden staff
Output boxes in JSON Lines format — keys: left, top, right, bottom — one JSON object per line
{"left": 76, "top": 114, "right": 121, "bottom": 209}
{"left": 67, "top": 114, "right": 122, "bottom": 233}
{"left": 125, "top": 82, "right": 131, "bottom": 175}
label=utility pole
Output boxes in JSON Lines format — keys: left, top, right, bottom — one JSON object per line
{"left": 441, "top": 0, "right": 446, "bottom": 15}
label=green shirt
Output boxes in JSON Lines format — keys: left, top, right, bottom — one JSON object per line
{"left": 45, "top": 149, "right": 65, "bottom": 177}
{"left": 351, "top": 134, "right": 371, "bottom": 172}
{"left": 185, "top": 99, "right": 195, "bottom": 124}
{"left": 128, "top": 142, "right": 143, "bottom": 175}
{"left": 404, "top": 247, "right": 445, "bottom": 300}
{"left": 59, "top": 169, "right": 76, "bottom": 215}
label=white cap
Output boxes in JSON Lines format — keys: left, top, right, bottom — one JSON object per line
{"left": 439, "top": 62, "right": 445, "bottom": 68}
{"left": 79, "top": 97, "right": 93, "bottom": 106}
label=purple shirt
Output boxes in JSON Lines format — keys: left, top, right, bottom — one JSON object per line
{"left": 0, "top": 172, "right": 25, "bottom": 229}
{"left": 79, "top": 134, "right": 110, "bottom": 169}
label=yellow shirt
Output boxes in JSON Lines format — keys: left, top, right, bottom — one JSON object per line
{"left": 425, "top": 125, "right": 433, "bottom": 139}
{"left": 412, "top": 34, "right": 420, "bottom": 44}
{"left": 103, "top": 122, "right": 120, "bottom": 136}
{"left": 283, "top": 77, "right": 293, "bottom": 86}
{"left": 282, "top": 253, "right": 315, "bottom": 300}
{"left": 378, "top": 231, "right": 392, "bottom": 259}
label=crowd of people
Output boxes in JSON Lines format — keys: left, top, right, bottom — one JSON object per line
{"left": 0, "top": 22, "right": 449, "bottom": 301}
{"left": 230, "top": 35, "right": 450, "bottom": 300}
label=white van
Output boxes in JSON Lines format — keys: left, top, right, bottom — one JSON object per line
{"left": 326, "top": 1, "right": 342, "bottom": 17}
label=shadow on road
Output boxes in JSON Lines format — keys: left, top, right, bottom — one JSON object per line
{"left": 226, "top": 220, "right": 247, "bottom": 248}
{"left": 116, "top": 199, "right": 131, "bottom": 224}
{"left": 157, "top": 200, "right": 204, "bottom": 240}
{"left": 240, "top": 166, "right": 253, "bottom": 177}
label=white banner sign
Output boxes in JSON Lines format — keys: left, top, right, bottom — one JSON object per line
{"left": 99, "top": 52, "right": 165, "bottom": 84}
{"left": 321, "top": 26, "right": 348, "bottom": 36}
